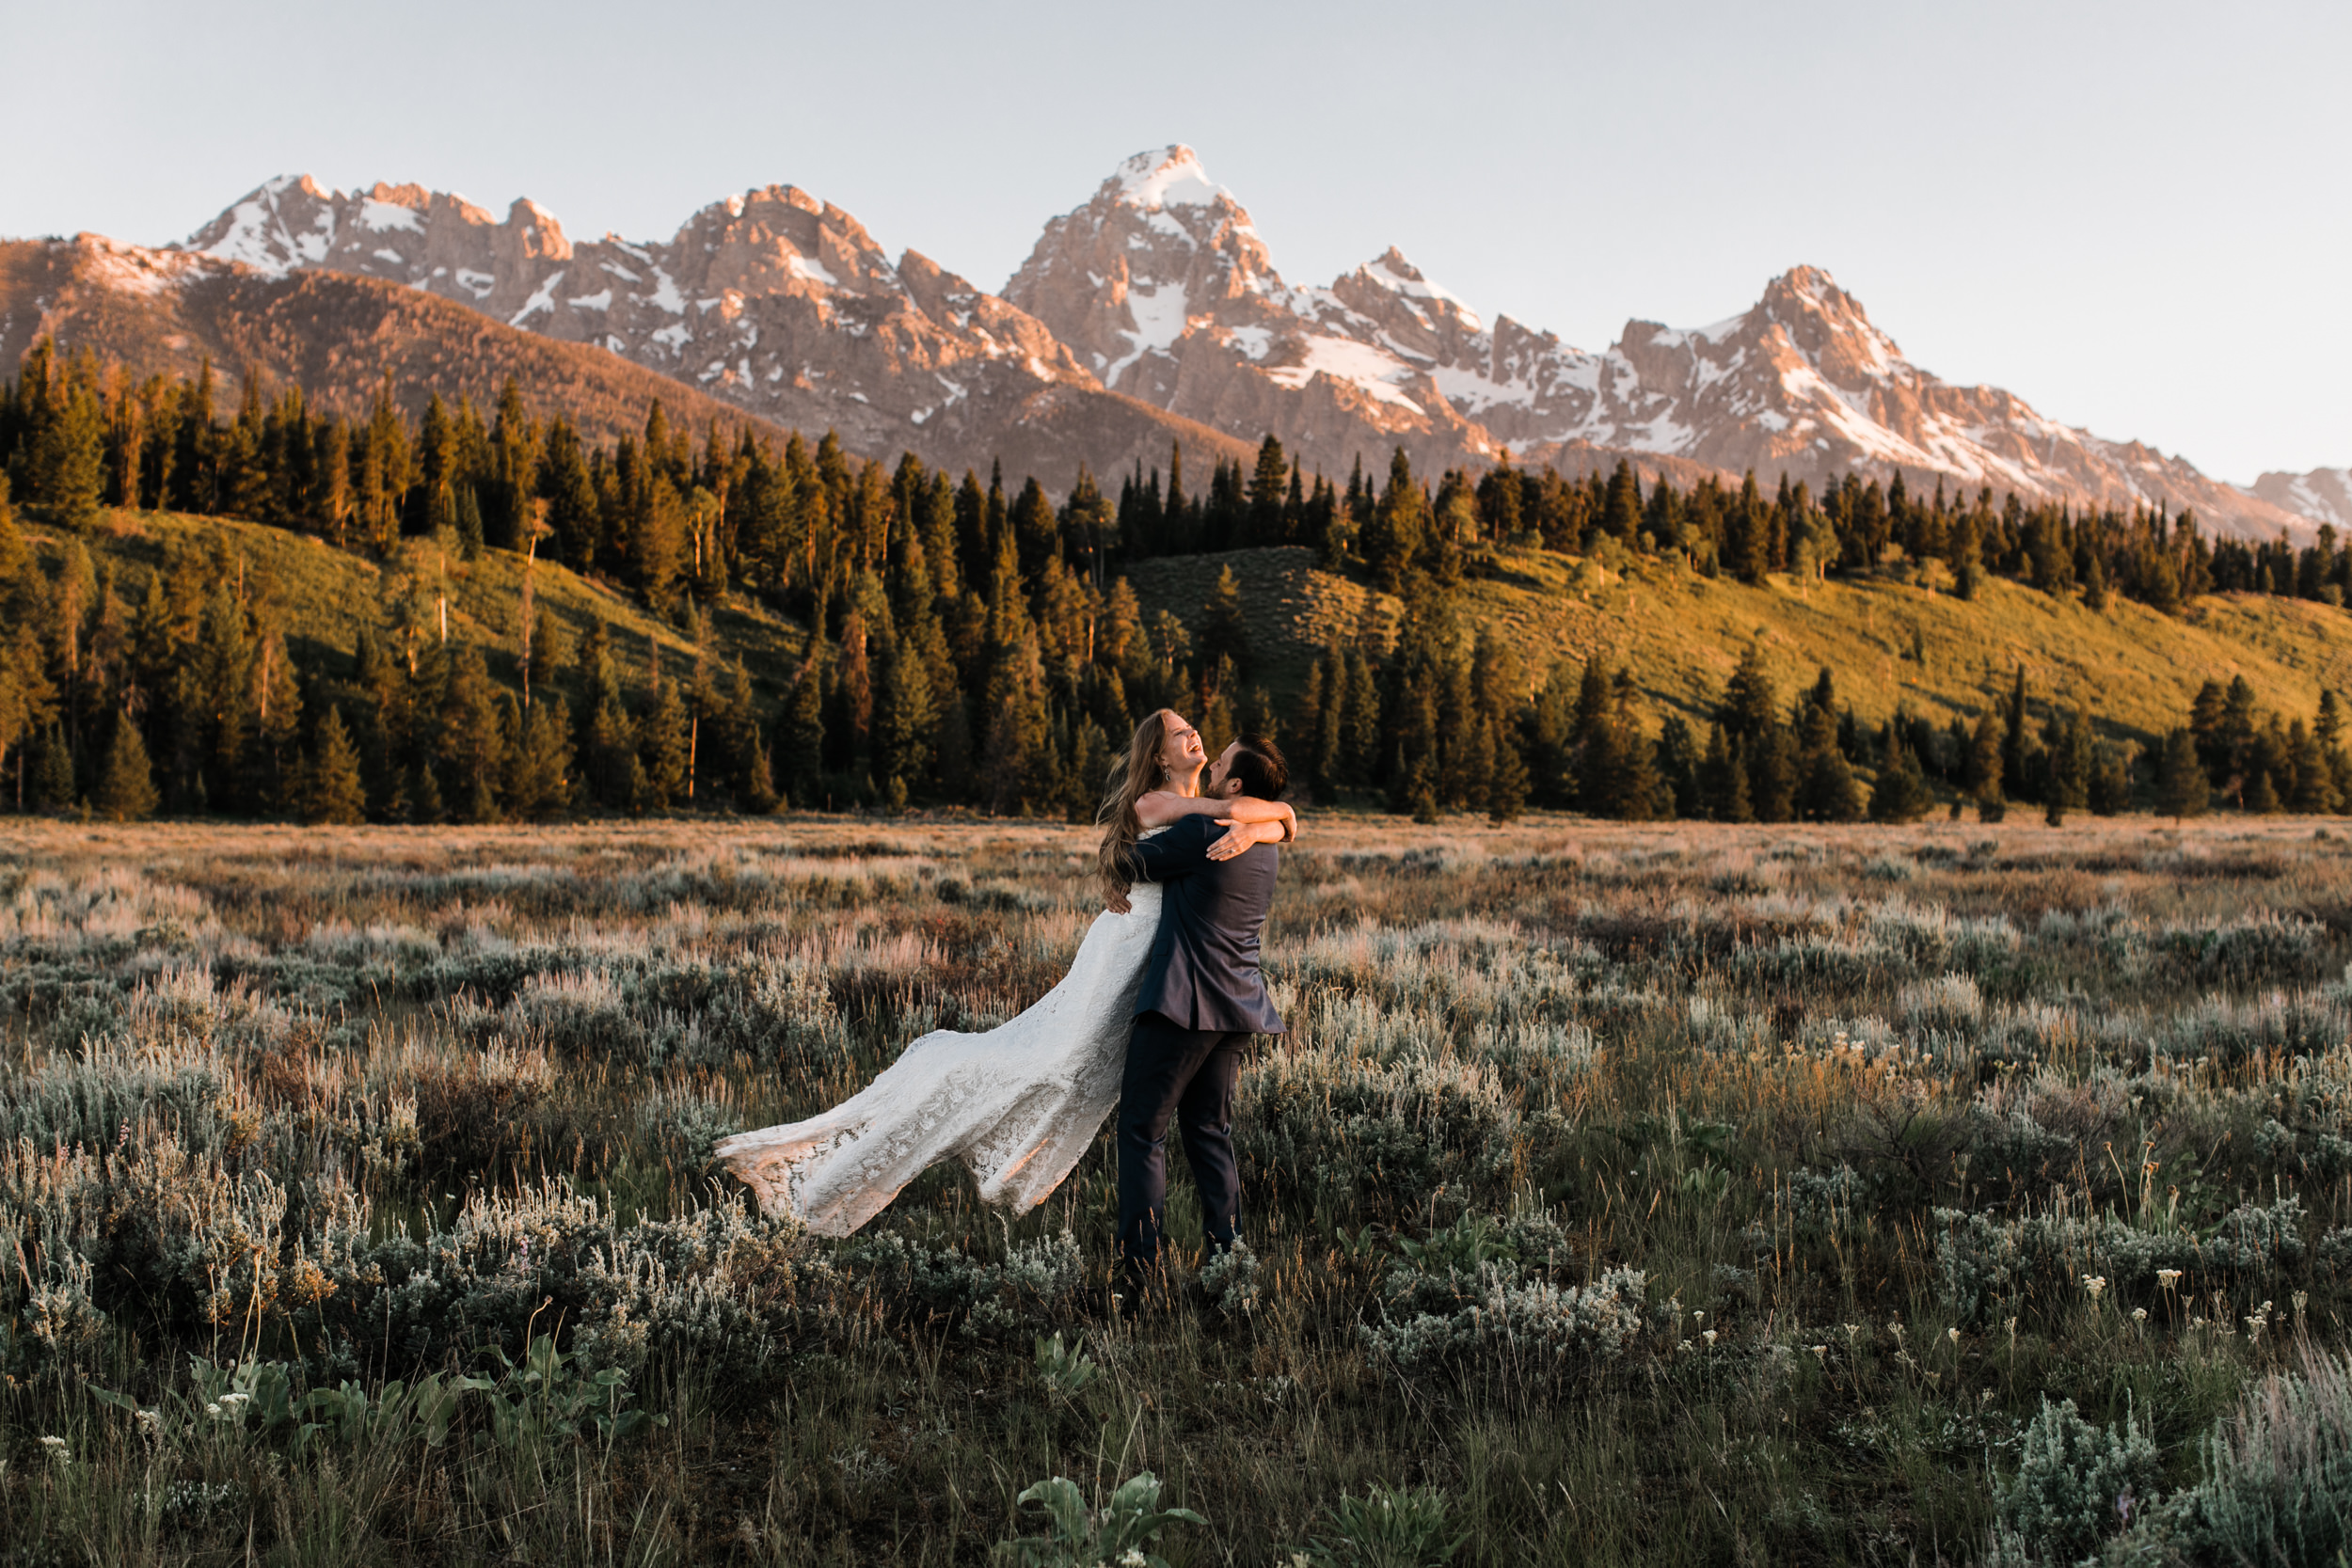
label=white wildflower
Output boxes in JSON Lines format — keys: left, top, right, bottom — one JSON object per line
{"left": 2080, "top": 1275, "right": 2107, "bottom": 1301}
{"left": 39, "top": 1435, "right": 69, "bottom": 1468}
{"left": 1702, "top": 1329, "right": 1718, "bottom": 1347}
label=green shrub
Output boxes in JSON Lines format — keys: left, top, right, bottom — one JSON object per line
{"left": 1297, "top": 1482, "right": 1466, "bottom": 1567}
{"left": 2160, "top": 1349, "right": 2352, "bottom": 1565}
{"left": 1239, "top": 1047, "right": 1524, "bottom": 1218}
{"left": 1989, "top": 1396, "right": 2161, "bottom": 1565}
{"left": 1362, "top": 1213, "right": 1644, "bottom": 1389}
{"left": 998, "top": 1471, "right": 1203, "bottom": 1568}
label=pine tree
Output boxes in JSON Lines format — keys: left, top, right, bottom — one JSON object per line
{"left": 247, "top": 616, "right": 303, "bottom": 814}
{"left": 635, "top": 479, "right": 688, "bottom": 609}
{"left": 2087, "top": 745, "right": 2134, "bottom": 816}
{"left": 1720, "top": 645, "right": 1777, "bottom": 746}
{"left": 1867, "top": 735, "right": 1932, "bottom": 823}
{"left": 1653, "top": 715, "right": 1700, "bottom": 817}
{"left": 1362, "top": 451, "right": 1426, "bottom": 594}
{"left": 2153, "top": 727, "right": 2208, "bottom": 821}
{"left": 506, "top": 698, "right": 575, "bottom": 820}
{"left": 641, "top": 678, "right": 691, "bottom": 808}
{"left": 873, "top": 622, "right": 936, "bottom": 800}
{"left": 1342, "top": 647, "right": 1381, "bottom": 789}
{"left": 2080, "top": 547, "right": 2109, "bottom": 611}
{"left": 1387, "top": 665, "right": 1441, "bottom": 821}
{"left": 301, "top": 707, "right": 368, "bottom": 825}
{"left": 982, "top": 631, "right": 1052, "bottom": 815}
{"left": 2288, "top": 721, "right": 2339, "bottom": 813}
{"left": 1799, "top": 713, "right": 1866, "bottom": 821}
{"left": 1486, "top": 714, "right": 1530, "bottom": 824}
{"left": 453, "top": 484, "right": 485, "bottom": 560}
{"left": 26, "top": 724, "right": 71, "bottom": 812}
{"left": 2045, "top": 710, "right": 2092, "bottom": 822}
{"left": 1010, "top": 477, "right": 1059, "bottom": 582}
{"left": 93, "top": 711, "right": 159, "bottom": 821}
{"left": 1615, "top": 720, "right": 1662, "bottom": 820}
{"left": 1750, "top": 723, "right": 1798, "bottom": 822}
{"left": 1295, "top": 650, "right": 1330, "bottom": 799}
{"left": 1197, "top": 565, "right": 1251, "bottom": 678}
{"left": 1727, "top": 473, "right": 1769, "bottom": 584}
{"left": 439, "top": 643, "right": 507, "bottom": 822}
{"left": 1575, "top": 710, "right": 1627, "bottom": 816}
{"left": 1600, "top": 459, "right": 1641, "bottom": 542}
{"left": 2244, "top": 767, "right": 2280, "bottom": 815}
{"left": 26, "top": 363, "right": 107, "bottom": 529}
{"left": 1699, "top": 721, "right": 1752, "bottom": 822}
{"left": 1248, "top": 436, "right": 1288, "bottom": 535}
{"left": 739, "top": 723, "right": 780, "bottom": 815}
{"left": 1963, "top": 712, "right": 2004, "bottom": 814}
{"left": 2001, "top": 668, "right": 2032, "bottom": 799}
{"left": 406, "top": 761, "right": 446, "bottom": 824}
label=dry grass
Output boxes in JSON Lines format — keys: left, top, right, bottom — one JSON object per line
{"left": 2, "top": 810, "right": 2349, "bottom": 1564}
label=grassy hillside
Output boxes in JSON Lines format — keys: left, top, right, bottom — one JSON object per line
{"left": 25, "top": 508, "right": 811, "bottom": 705}
{"left": 34, "top": 512, "right": 2350, "bottom": 758}
{"left": 1127, "top": 545, "right": 2352, "bottom": 746}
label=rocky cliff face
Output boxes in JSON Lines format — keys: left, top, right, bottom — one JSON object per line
{"left": 2250, "top": 467, "right": 2352, "bottom": 531}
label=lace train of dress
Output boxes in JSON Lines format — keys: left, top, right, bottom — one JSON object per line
{"left": 713, "top": 880, "right": 1160, "bottom": 1236}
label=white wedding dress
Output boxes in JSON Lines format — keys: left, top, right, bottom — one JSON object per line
{"left": 713, "top": 842, "right": 1164, "bottom": 1236}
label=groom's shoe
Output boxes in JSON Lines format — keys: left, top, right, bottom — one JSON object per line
{"left": 1116, "top": 1257, "right": 1168, "bottom": 1320}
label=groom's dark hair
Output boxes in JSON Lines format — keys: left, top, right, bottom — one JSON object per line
{"left": 1226, "top": 735, "right": 1288, "bottom": 801}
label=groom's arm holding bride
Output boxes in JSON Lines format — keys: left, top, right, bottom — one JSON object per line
{"left": 1104, "top": 792, "right": 1293, "bottom": 913}
{"left": 1138, "top": 790, "right": 1295, "bottom": 855}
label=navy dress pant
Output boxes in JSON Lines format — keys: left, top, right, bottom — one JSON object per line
{"left": 1116, "top": 1011, "right": 1247, "bottom": 1278}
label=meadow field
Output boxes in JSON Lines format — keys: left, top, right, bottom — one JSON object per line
{"left": 2, "top": 813, "right": 2349, "bottom": 1565}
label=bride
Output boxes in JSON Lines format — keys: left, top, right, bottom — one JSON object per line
{"left": 712, "top": 708, "right": 1297, "bottom": 1235}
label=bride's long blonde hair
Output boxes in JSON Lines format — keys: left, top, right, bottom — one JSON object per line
{"left": 1096, "top": 708, "right": 1180, "bottom": 906}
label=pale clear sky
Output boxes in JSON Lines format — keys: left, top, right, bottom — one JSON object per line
{"left": 9, "top": 0, "right": 2345, "bottom": 483}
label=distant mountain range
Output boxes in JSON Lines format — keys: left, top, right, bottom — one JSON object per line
{"left": 1, "top": 146, "right": 2336, "bottom": 541}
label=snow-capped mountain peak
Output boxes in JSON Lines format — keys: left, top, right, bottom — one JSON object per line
{"left": 1349, "top": 246, "right": 1482, "bottom": 334}
{"left": 1110, "top": 145, "right": 1228, "bottom": 211}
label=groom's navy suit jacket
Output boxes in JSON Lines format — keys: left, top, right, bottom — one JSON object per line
{"left": 1128, "top": 815, "right": 1285, "bottom": 1036}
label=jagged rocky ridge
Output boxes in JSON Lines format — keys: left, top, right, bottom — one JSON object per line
{"left": 0, "top": 150, "right": 2334, "bottom": 541}
{"left": 1004, "top": 148, "right": 2315, "bottom": 541}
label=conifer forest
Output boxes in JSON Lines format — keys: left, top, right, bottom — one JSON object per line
{"left": 4, "top": 346, "right": 2352, "bottom": 1565}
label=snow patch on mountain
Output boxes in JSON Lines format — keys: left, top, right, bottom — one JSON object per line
{"left": 2250, "top": 467, "right": 2352, "bottom": 531}
{"left": 1267, "top": 336, "right": 1423, "bottom": 412}
{"left": 510, "top": 271, "right": 564, "bottom": 325}
{"left": 1106, "top": 281, "right": 1188, "bottom": 383}
{"left": 1113, "top": 146, "right": 1225, "bottom": 211}
{"left": 358, "top": 198, "right": 421, "bottom": 233}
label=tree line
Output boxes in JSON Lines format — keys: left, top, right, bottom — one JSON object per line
{"left": 2, "top": 338, "right": 2344, "bottom": 824}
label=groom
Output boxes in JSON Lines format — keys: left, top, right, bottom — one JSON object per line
{"left": 1116, "top": 733, "right": 1290, "bottom": 1295}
